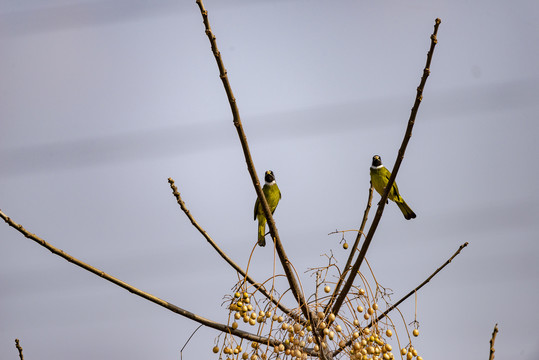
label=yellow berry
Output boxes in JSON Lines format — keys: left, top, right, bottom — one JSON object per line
{"left": 335, "top": 325, "right": 342, "bottom": 332}
{"left": 232, "top": 321, "right": 238, "bottom": 329}
{"left": 317, "top": 311, "right": 325, "bottom": 319}
{"left": 358, "top": 289, "right": 365, "bottom": 295}
{"left": 249, "top": 318, "right": 256, "bottom": 325}
{"left": 357, "top": 306, "right": 364, "bottom": 312}
{"left": 367, "top": 307, "right": 374, "bottom": 315}
{"left": 407, "top": 351, "right": 413, "bottom": 360}
{"left": 417, "top": 357, "right": 423, "bottom": 360}
{"left": 324, "top": 285, "right": 331, "bottom": 293}
{"left": 385, "top": 329, "right": 392, "bottom": 337}
{"left": 364, "top": 313, "right": 370, "bottom": 320}
{"left": 212, "top": 346, "right": 219, "bottom": 353}
{"left": 413, "top": 329, "right": 419, "bottom": 337}
{"left": 234, "top": 292, "right": 241, "bottom": 298}
{"left": 343, "top": 242, "right": 349, "bottom": 249}
{"left": 401, "top": 348, "right": 407, "bottom": 355}
{"left": 353, "top": 319, "right": 360, "bottom": 326}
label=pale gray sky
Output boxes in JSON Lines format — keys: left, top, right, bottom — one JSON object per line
{"left": 1, "top": 1, "right": 538, "bottom": 359}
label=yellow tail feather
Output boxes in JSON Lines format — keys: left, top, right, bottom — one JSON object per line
{"left": 257, "top": 217, "right": 266, "bottom": 247}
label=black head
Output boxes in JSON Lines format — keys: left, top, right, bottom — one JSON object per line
{"left": 372, "top": 155, "right": 382, "bottom": 167}
{"left": 264, "top": 170, "right": 275, "bottom": 183}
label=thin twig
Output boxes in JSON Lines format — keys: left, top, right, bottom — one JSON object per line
{"left": 15, "top": 339, "right": 24, "bottom": 360}
{"left": 195, "top": 1, "right": 324, "bottom": 357}
{"left": 0, "top": 209, "right": 278, "bottom": 346}
{"left": 180, "top": 325, "right": 203, "bottom": 360}
{"left": 329, "top": 18, "right": 442, "bottom": 321}
{"left": 167, "top": 178, "right": 302, "bottom": 324}
{"left": 324, "top": 185, "right": 373, "bottom": 316}
{"left": 489, "top": 323, "right": 499, "bottom": 360}
{"left": 332, "top": 241, "right": 467, "bottom": 357}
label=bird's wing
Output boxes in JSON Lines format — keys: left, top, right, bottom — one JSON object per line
{"left": 254, "top": 197, "right": 259, "bottom": 220}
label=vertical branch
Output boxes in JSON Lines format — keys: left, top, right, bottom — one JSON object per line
{"left": 195, "top": 1, "right": 325, "bottom": 356}
{"left": 329, "top": 18, "right": 442, "bottom": 321}
{"left": 489, "top": 324, "right": 499, "bottom": 360}
{"left": 15, "top": 339, "right": 24, "bottom": 360}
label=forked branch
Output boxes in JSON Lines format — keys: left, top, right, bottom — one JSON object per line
{"left": 168, "top": 177, "right": 303, "bottom": 324}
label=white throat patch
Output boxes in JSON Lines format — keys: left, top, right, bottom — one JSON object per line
{"left": 265, "top": 180, "right": 276, "bottom": 186}
{"left": 370, "top": 164, "right": 384, "bottom": 170}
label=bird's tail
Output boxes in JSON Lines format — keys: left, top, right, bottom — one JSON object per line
{"left": 257, "top": 216, "right": 266, "bottom": 247}
{"left": 396, "top": 200, "right": 416, "bottom": 220}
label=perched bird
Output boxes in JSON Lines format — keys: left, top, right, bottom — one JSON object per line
{"left": 254, "top": 170, "right": 281, "bottom": 246}
{"left": 370, "top": 155, "right": 416, "bottom": 220}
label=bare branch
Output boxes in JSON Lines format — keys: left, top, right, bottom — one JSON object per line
{"left": 167, "top": 177, "right": 303, "bottom": 324}
{"left": 333, "top": 241, "right": 467, "bottom": 357}
{"left": 0, "top": 209, "right": 279, "bottom": 346}
{"left": 329, "top": 18, "right": 442, "bottom": 321}
{"left": 489, "top": 323, "right": 499, "bottom": 360}
{"left": 195, "top": 1, "right": 325, "bottom": 356}
{"left": 15, "top": 339, "right": 24, "bottom": 360}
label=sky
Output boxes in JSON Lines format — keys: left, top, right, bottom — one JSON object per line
{"left": 1, "top": 0, "right": 538, "bottom": 359}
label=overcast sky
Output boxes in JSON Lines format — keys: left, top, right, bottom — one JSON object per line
{"left": 1, "top": 1, "right": 538, "bottom": 359}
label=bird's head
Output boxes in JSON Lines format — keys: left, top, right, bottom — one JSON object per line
{"left": 264, "top": 170, "right": 276, "bottom": 184}
{"left": 372, "top": 155, "right": 383, "bottom": 167}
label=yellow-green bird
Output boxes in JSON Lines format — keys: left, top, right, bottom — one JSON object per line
{"left": 370, "top": 155, "right": 416, "bottom": 220}
{"left": 254, "top": 170, "right": 281, "bottom": 246}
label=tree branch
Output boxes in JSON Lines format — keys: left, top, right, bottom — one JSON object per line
{"left": 167, "top": 177, "right": 303, "bottom": 324}
{"left": 489, "top": 323, "right": 499, "bottom": 360}
{"left": 0, "top": 209, "right": 279, "bottom": 346}
{"left": 333, "top": 241, "right": 468, "bottom": 357}
{"left": 15, "top": 339, "right": 24, "bottom": 360}
{"left": 329, "top": 18, "right": 442, "bottom": 321}
{"left": 195, "top": 1, "right": 325, "bottom": 357}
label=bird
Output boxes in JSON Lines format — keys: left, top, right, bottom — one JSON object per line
{"left": 370, "top": 155, "right": 416, "bottom": 220}
{"left": 254, "top": 170, "right": 281, "bottom": 246}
